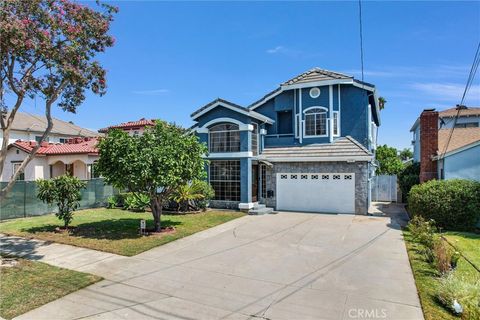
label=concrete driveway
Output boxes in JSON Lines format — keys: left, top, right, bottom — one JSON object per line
{"left": 12, "top": 205, "right": 423, "bottom": 320}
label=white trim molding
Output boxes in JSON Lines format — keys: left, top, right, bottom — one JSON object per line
{"left": 198, "top": 118, "right": 254, "bottom": 131}
{"left": 207, "top": 151, "right": 253, "bottom": 158}
{"left": 192, "top": 100, "right": 274, "bottom": 124}
{"left": 260, "top": 155, "right": 373, "bottom": 162}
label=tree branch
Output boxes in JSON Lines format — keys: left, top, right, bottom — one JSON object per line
{"left": 0, "top": 80, "right": 67, "bottom": 200}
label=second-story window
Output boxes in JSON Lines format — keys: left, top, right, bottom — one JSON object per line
{"left": 209, "top": 123, "right": 240, "bottom": 153}
{"left": 304, "top": 107, "right": 327, "bottom": 136}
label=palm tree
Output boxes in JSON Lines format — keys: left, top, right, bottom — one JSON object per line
{"left": 379, "top": 97, "right": 387, "bottom": 110}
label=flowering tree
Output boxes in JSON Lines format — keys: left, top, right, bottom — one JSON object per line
{"left": 96, "top": 122, "right": 208, "bottom": 232}
{"left": 0, "top": 0, "right": 117, "bottom": 199}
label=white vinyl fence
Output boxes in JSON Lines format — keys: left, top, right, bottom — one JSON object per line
{"left": 372, "top": 175, "right": 398, "bottom": 202}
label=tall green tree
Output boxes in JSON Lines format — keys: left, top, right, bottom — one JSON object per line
{"left": 96, "top": 121, "right": 208, "bottom": 232}
{"left": 376, "top": 144, "right": 404, "bottom": 175}
{"left": 399, "top": 148, "right": 413, "bottom": 161}
{"left": 0, "top": 0, "right": 117, "bottom": 199}
{"left": 37, "top": 175, "right": 86, "bottom": 228}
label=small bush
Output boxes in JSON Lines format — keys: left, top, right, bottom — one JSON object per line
{"left": 408, "top": 179, "right": 480, "bottom": 231}
{"left": 169, "top": 180, "right": 214, "bottom": 212}
{"left": 437, "top": 272, "right": 480, "bottom": 319}
{"left": 408, "top": 216, "right": 438, "bottom": 249}
{"left": 433, "top": 239, "right": 460, "bottom": 275}
{"left": 106, "top": 196, "right": 116, "bottom": 209}
{"left": 124, "top": 193, "right": 150, "bottom": 212}
{"left": 398, "top": 163, "right": 420, "bottom": 203}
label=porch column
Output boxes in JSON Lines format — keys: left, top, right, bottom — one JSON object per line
{"left": 239, "top": 157, "right": 253, "bottom": 210}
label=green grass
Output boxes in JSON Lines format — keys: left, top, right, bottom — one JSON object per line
{"left": 403, "top": 230, "right": 480, "bottom": 320}
{"left": 0, "top": 258, "right": 101, "bottom": 319}
{"left": 443, "top": 231, "right": 480, "bottom": 268}
{"left": 0, "top": 208, "right": 245, "bottom": 256}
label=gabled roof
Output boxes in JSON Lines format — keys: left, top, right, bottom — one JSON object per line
{"left": 439, "top": 107, "right": 480, "bottom": 118}
{"left": 281, "top": 68, "right": 352, "bottom": 86}
{"left": 10, "top": 137, "right": 99, "bottom": 155}
{"left": 6, "top": 112, "right": 98, "bottom": 137}
{"left": 99, "top": 118, "right": 156, "bottom": 133}
{"left": 247, "top": 68, "right": 379, "bottom": 126}
{"left": 258, "top": 136, "right": 372, "bottom": 162}
{"left": 191, "top": 98, "right": 274, "bottom": 124}
{"left": 437, "top": 127, "right": 480, "bottom": 157}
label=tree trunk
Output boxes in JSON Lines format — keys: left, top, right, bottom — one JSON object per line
{"left": 150, "top": 197, "right": 162, "bottom": 232}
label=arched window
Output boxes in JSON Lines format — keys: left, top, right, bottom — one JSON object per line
{"left": 304, "top": 107, "right": 327, "bottom": 136}
{"left": 209, "top": 123, "right": 240, "bottom": 152}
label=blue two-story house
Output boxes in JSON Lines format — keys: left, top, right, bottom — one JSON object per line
{"left": 191, "top": 68, "right": 381, "bottom": 214}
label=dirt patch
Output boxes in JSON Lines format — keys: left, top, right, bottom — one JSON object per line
{"left": 141, "top": 226, "right": 176, "bottom": 237}
{"left": 54, "top": 226, "right": 77, "bottom": 234}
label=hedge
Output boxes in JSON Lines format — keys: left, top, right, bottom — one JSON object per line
{"left": 408, "top": 179, "right": 480, "bottom": 231}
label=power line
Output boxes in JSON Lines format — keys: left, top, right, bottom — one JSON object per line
{"left": 440, "top": 42, "right": 480, "bottom": 161}
{"left": 358, "top": 0, "right": 365, "bottom": 83}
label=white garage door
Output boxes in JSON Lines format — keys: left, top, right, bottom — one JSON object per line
{"left": 276, "top": 173, "right": 355, "bottom": 214}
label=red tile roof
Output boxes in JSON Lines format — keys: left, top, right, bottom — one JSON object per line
{"left": 98, "top": 118, "right": 156, "bottom": 133}
{"left": 11, "top": 137, "right": 99, "bottom": 155}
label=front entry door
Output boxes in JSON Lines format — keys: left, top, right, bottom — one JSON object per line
{"left": 252, "top": 164, "right": 258, "bottom": 202}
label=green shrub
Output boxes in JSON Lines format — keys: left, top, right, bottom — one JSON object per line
{"left": 124, "top": 193, "right": 150, "bottom": 212}
{"left": 398, "top": 163, "right": 420, "bottom": 203}
{"left": 106, "top": 196, "right": 116, "bottom": 209}
{"left": 37, "top": 175, "right": 86, "bottom": 228}
{"left": 437, "top": 272, "right": 480, "bottom": 319}
{"left": 408, "top": 179, "right": 480, "bottom": 231}
{"left": 170, "top": 180, "right": 214, "bottom": 212}
{"left": 408, "top": 216, "right": 438, "bottom": 249}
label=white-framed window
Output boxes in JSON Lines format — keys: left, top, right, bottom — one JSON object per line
{"left": 333, "top": 111, "right": 340, "bottom": 136}
{"left": 303, "top": 107, "right": 328, "bottom": 137}
{"left": 12, "top": 162, "right": 25, "bottom": 181}
{"left": 208, "top": 123, "right": 241, "bottom": 153}
{"left": 309, "top": 87, "right": 321, "bottom": 99}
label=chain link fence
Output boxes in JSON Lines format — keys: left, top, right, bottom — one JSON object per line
{"left": 0, "top": 178, "right": 116, "bottom": 221}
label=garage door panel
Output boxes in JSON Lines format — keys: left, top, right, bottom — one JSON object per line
{"left": 276, "top": 173, "right": 355, "bottom": 214}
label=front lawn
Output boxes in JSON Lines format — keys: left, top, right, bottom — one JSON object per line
{"left": 404, "top": 230, "right": 480, "bottom": 320}
{"left": 0, "top": 208, "right": 244, "bottom": 256}
{"left": 0, "top": 257, "right": 101, "bottom": 319}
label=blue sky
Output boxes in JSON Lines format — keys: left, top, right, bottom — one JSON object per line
{"left": 20, "top": 0, "right": 480, "bottom": 149}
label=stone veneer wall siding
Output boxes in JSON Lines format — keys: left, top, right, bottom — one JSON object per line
{"left": 208, "top": 200, "right": 240, "bottom": 210}
{"left": 263, "top": 162, "right": 369, "bottom": 215}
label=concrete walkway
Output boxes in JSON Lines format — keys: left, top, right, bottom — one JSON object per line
{"left": 1, "top": 204, "right": 423, "bottom": 320}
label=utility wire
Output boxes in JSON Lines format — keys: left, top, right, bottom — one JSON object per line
{"left": 358, "top": 0, "right": 365, "bottom": 84}
{"left": 440, "top": 41, "right": 480, "bottom": 161}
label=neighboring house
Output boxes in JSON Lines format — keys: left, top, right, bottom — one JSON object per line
{"left": 1, "top": 137, "right": 99, "bottom": 182}
{"left": 190, "top": 68, "right": 381, "bottom": 214}
{"left": 410, "top": 106, "right": 480, "bottom": 182}
{"left": 98, "top": 118, "right": 155, "bottom": 135}
{"left": 0, "top": 112, "right": 98, "bottom": 146}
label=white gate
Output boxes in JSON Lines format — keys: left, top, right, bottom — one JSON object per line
{"left": 372, "top": 175, "right": 397, "bottom": 202}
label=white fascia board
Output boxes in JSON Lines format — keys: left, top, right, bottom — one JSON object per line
{"left": 258, "top": 155, "right": 373, "bottom": 162}
{"left": 434, "top": 140, "right": 480, "bottom": 160}
{"left": 410, "top": 118, "right": 420, "bottom": 132}
{"left": 281, "top": 79, "right": 355, "bottom": 91}
{"left": 207, "top": 151, "right": 253, "bottom": 158}
{"left": 192, "top": 101, "right": 274, "bottom": 124}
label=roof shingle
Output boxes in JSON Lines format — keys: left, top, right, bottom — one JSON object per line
{"left": 98, "top": 118, "right": 156, "bottom": 133}
{"left": 437, "top": 127, "right": 480, "bottom": 155}
{"left": 12, "top": 137, "right": 99, "bottom": 155}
